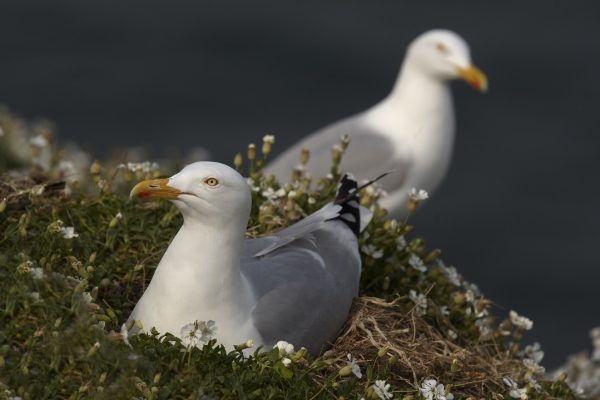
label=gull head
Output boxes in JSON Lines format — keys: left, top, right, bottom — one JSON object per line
{"left": 406, "top": 29, "right": 488, "bottom": 92}
{"left": 130, "top": 161, "right": 251, "bottom": 226}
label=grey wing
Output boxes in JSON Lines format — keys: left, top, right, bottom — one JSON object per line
{"left": 242, "top": 203, "right": 342, "bottom": 257}
{"left": 265, "top": 115, "right": 412, "bottom": 193}
{"left": 241, "top": 222, "right": 361, "bottom": 355}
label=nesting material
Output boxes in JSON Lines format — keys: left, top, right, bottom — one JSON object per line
{"left": 325, "top": 297, "right": 529, "bottom": 398}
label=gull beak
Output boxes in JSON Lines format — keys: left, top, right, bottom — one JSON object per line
{"left": 130, "top": 178, "right": 183, "bottom": 200}
{"left": 457, "top": 64, "right": 488, "bottom": 92}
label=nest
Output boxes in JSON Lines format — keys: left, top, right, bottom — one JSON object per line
{"left": 324, "top": 297, "right": 524, "bottom": 398}
{"left": 0, "top": 174, "right": 65, "bottom": 209}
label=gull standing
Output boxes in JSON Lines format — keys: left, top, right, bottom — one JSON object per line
{"left": 265, "top": 29, "right": 488, "bottom": 217}
{"left": 128, "top": 161, "right": 370, "bottom": 354}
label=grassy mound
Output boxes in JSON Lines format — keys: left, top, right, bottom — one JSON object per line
{"left": 0, "top": 110, "right": 576, "bottom": 399}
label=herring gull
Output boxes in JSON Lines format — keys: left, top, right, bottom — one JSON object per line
{"left": 265, "top": 29, "right": 488, "bottom": 217}
{"left": 127, "top": 161, "right": 371, "bottom": 354}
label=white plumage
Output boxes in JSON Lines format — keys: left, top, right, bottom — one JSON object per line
{"left": 127, "top": 162, "right": 370, "bottom": 354}
{"left": 266, "top": 29, "right": 487, "bottom": 218}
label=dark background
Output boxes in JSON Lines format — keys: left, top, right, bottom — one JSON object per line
{"left": 1, "top": 0, "right": 599, "bottom": 368}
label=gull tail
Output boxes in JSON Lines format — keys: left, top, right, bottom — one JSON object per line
{"left": 332, "top": 172, "right": 391, "bottom": 237}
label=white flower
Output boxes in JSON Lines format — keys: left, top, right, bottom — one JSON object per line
{"left": 30, "top": 267, "right": 45, "bottom": 280}
{"left": 120, "top": 323, "right": 131, "bottom": 346}
{"left": 409, "top": 290, "right": 427, "bottom": 316}
{"left": 509, "top": 310, "right": 533, "bottom": 331}
{"left": 395, "top": 235, "right": 407, "bottom": 251}
{"left": 408, "top": 254, "right": 427, "bottom": 272}
{"left": 60, "top": 226, "right": 79, "bottom": 239}
{"left": 180, "top": 320, "right": 217, "bottom": 347}
{"left": 263, "top": 134, "right": 275, "bottom": 144}
{"left": 373, "top": 379, "right": 393, "bottom": 399}
{"left": 281, "top": 357, "right": 292, "bottom": 366}
{"left": 503, "top": 377, "right": 528, "bottom": 399}
{"left": 29, "top": 292, "right": 40, "bottom": 302}
{"left": 420, "top": 379, "right": 454, "bottom": 400}
{"left": 438, "top": 261, "right": 461, "bottom": 286}
{"left": 440, "top": 306, "right": 450, "bottom": 316}
{"left": 523, "top": 342, "right": 544, "bottom": 364}
{"left": 409, "top": 188, "right": 429, "bottom": 202}
{"left": 81, "top": 292, "right": 93, "bottom": 304}
{"left": 447, "top": 330, "right": 457, "bottom": 340}
{"left": 346, "top": 353, "right": 362, "bottom": 379}
{"left": 308, "top": 197, "right": 316, "bottom": 205}
{"left": 362, "top": 244, "right": 384, "bottom": 259}
{"left": 30, "top": 134, "right": 49, "bottom": 148}
{"left": 57, "top": 160, "right": 76, "bottom": 176}
{"left": 274, "top": 340, "right": 295, "bottom": 355}
{"left": 523, "top": 358, "right": 545, "bottom": 374}
{"left": 475, "top": 318, "right": 491, "bottom": 336}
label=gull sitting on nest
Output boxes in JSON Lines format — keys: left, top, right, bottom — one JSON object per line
{"left": 265, "top": 29, "right": 488, "bottom": 218}
{"left": 128, "top": 161, "right": 374, "bottom": 354}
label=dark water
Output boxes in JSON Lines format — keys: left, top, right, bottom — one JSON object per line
{"left": 1, "top": 0, "right": 599, "bottom": 368}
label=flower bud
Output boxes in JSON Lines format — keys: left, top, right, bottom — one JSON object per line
{"left": 300, "top": 148, "right": 310, "bottom": 165}
{"left": 247, "top": 143, "right": 256, "bottom": 161}
{"left": 338, "top": 365, "right": 353, "bottom": 377}
{"left": 234, "top": 153, "right": 243, "bottom": 170}
{"left": 90, "top": 160, "right": 102, "bottom": 175}
{"left": 377, "top": 346, "right": 388, "bottom": 358}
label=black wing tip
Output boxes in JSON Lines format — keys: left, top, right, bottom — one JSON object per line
{"left": 333, "top": 174, "right": 361, "bottom": 237}
{"left": 334, "top": 174, "right": 358, "bottom": 205}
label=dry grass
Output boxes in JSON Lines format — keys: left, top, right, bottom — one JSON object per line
{"left": 324, "top": 297, "right": 560, "bottom": 399}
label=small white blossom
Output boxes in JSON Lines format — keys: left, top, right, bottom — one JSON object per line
{"left": 362, "top": 244, "right": 384, "bottom": 259}
{"left": 287, "top": 190, "right": 297, "bottom": 199}
{"left": 408, "top": 254, "right": 427, "bottom": 272}
{"left": 440, "top": 306, "right": 450, "bottom": 316}
{"left": 523, "top": 358, "right": 545, "bottom": 374}
{"left": 346, "top": 353, "right": 362, "bottom": 379}
{"left": 120, "top": 323, "right": 131, "bottom": 346}
{"left": 274, "top": 340, "right": 295, "bottom": 355}
{"left": 263, "top": 134, "right": 275, "bottom": 144}
{"left": 180, "top": 320, "right": 216, "bottom": 347}
{"left": 373, "top": 379, "right": 393, "bottom": 399}
{"left": 409, "top": 188, "right": 429, "bottom": 202}
{"left": 395, "top": 235, "right": 407, "bottom": 251}
{"left": 438, "top": 261, "right": 461, "bottom": 286}
{"left": 307, "top": 197, "right": 316, "bottom": 205}
{"left": 57, "top": 160, "right": 76, "bottom": 176}
{"left": 281, "top": 357, "right": 292, "bottom": 366}
{"left": 409, "top": 290, "right": 427, "bottom": 316}
{"left": 523, "top": 342, "right": 544, "bottom": 364}
{"left": 447, "top": 330, "right": 457, "bottom": 340}
{"left": 509, "top": 310, "right": 533, "bottom": 331}
{"left": 60, "top": 226, "right": 79, "bottom": 239}
{"left": 420, "top": 379, "right": 454, "bottom": 400}
{"left": 30, "top": 134, "right": 49, "bottom": 148}
{"left": 81, "top": 292, "right": 92, "bottom": 304}
{"left": 475, "top": 317, "right": 491, "bottom": 336}
{"left": 30, "top": 267, "right": 45, "bottom": 280}
{"left": 503, "top": 377, "right": 528, "bottom": 399}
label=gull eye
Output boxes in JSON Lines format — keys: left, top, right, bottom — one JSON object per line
{"left": 204, "top": 177, "right": 219, "bottom": 187}
{"left": 436, "top": 42, "right": 448, "bottom": 54}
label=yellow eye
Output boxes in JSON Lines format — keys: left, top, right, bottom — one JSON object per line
{"left": 204, "top": 177, "right": 219, "bottom": 187}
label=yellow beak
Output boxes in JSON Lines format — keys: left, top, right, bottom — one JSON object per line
{"left": 457, "top": 64, "right": 488, "bottom": 92}
{"left": 130, "top": 178, "right": 183, "bottom": 200}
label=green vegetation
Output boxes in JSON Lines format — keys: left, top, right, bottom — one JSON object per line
{"left": 0, "top": 109, "right": 576, "bottom": 399}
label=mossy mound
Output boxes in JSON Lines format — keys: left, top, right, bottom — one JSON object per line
{"left": 0, "top": 109, "right": 577, "bottom": 399}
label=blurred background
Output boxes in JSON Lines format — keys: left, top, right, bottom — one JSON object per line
{"left": 1, "top": 0, "right": 599, "bottom": 368}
